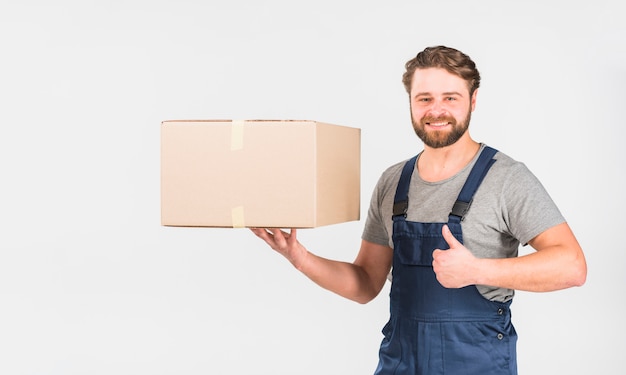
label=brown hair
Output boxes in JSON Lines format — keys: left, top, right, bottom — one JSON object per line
{"left": 402, "top": 46, "right": 481, "bottom": 96}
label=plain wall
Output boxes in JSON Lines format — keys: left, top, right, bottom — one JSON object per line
{"left": 0, "top": 1, "right": 623, "bottom": 374}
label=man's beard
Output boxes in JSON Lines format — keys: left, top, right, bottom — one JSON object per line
{"left": 411, "top": 109, "right": 471, "bottom": 149}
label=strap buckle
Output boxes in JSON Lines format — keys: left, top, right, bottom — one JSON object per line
{"left": 450, "top": 199, "right": 472, "bottom": 220}
{"left": 393, "top": 200, "right": 408, "bottom": 218}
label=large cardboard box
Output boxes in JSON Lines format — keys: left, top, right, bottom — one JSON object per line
{"left": 161, "top": 120, "right": 360, "bottom": 228}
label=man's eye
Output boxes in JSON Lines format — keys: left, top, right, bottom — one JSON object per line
{"left": 445, "top": 97, "right": 456, "bottom": 101}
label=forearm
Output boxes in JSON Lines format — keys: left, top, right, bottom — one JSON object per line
{"left": 473, "top": 245, "right": 587, "bottom": 292}
{"left": 251, "top": 229, "right": 390, "bottom": 304}
{"left": 295, "top": 250, "right": 381, "bottom": 304}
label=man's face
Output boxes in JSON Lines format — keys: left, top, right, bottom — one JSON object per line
{"left": 409, "top": 68, "right": 477, "bottom": 148}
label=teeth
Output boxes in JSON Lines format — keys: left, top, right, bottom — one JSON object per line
{"left": 429, "top": 122, "right": 448, "bottom": 127}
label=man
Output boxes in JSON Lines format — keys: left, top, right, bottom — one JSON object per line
{"left": 251, "top": 45, "right": 587, "bottom": 374}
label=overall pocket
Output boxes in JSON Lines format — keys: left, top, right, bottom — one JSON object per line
{"left": 393, "top": 222, "right": 463, "bottom": 266}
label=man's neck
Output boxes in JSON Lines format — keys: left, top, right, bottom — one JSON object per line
{"left": 417, "top": 137, "right": 481, "bottom": 182}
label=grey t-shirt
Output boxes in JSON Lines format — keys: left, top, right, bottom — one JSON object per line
{"left": 362, "top": 144, "right": 565, "bottom": 302}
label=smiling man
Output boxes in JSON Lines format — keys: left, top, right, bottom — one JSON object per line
{"left": 410, "top": 68, "right": 474, "bottom": 150}
{"left": 251, "top": 45, "right": 587, "bottom": 375}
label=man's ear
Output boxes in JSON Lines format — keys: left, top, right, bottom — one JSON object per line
{"left": 470, "top": 88, "right": 478, "bottom": 112}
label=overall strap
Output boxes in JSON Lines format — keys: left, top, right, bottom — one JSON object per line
{"left": 448, "top": 146, "right": 498, "bottom": 224}
{"left": 391, "top": 146, "right": 499, "bottom": 222}
{"left": 392, "top": 155, "right": 418, "bottom": 220}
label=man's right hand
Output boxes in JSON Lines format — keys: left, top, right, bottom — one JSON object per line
{"left": 250, "top": 228, "right": 309, "bottom": 271}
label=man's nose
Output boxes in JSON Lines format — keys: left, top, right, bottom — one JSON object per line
{"left": 428, "top": 100, "right": 447, "bottom": 116}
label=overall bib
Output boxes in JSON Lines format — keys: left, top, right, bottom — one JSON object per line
{"left": 374, "top": 147, "right": 518, "bottom": 375}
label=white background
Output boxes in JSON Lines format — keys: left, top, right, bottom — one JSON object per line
{"left": 1, "top": 1, "right": 624, "bottom": 374}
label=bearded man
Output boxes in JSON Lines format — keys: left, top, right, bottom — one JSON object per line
{"left": 252, "top": 45, "right": 587, "bottom": 375}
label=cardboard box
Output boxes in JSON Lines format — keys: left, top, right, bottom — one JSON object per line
{"left": 161, "top": 120, "right": 360, "bottom": 228}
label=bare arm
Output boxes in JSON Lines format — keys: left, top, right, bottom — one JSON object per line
{"left": 250, "top": 228, "right": 392, "bottom": 304}
{"left": 433, "top": 222, "right": 587, "bottom": 292}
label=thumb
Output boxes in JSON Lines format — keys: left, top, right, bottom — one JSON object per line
{"left": 442, "top": 225, "right": 461, "bottom": 248}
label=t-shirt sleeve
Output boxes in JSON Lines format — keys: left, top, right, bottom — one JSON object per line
{"left": 503, "top": 163, "right": 566, "bottom": 246}
{"left": 361, "top": 173, "right": 392, "bottom": 247}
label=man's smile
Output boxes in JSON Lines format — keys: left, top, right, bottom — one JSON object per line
{"left": 426, "top": 121, "right": 451, "bottom": 127}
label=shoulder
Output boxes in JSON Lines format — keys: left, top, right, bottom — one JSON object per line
{"left": 491, "top": 149, "right": 526, "bottom": 171}
{"left": 485, "top": 146, "right": 562, "bottom": 217}
{"left": 373, "top": 157, "right": 414, "bottom": 195}
{"left": 380, "top": 158, "right": 411, "bottom": 179}
{"left": 478, "top": 147, "right": 552, "bottom": 208}
{"left": 488, "top": 148, "right": 535, "bottom": 182}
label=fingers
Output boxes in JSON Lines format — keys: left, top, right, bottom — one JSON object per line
{"left": 250, "top": 228, "right": 306, "bottom": 269}
{"left": 250, "top": 228, "right": 296, "bottom": 253}
{"left": 432, "top": 249, "right": 442, "bottom": 259}
{"left": 250, "top": 228, "right": 273, "bottom": 243}
{"left": 287, "top": 228, "right": 297, "bottom": 246}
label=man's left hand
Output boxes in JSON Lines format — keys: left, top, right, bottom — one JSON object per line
{"left": 432, "top": 225, "right": 479, "bottom": 288}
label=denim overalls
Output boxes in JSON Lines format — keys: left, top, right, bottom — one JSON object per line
{"left": 374, "top": 147, "right": 518, "bottom": 375}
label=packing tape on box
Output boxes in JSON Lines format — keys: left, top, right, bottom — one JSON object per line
{"left": 231, "top": 206, "right": 246, "bottom": 228}
{"left": 231, "top": 120, "right": 245, "bottom": 151}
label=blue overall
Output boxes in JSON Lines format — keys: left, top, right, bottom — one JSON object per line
{"left": 374, "top": 147, "right": 518, "bottom": 375}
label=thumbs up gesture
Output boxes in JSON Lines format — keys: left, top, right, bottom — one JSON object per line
{"left": 432, "top": 225, "right": 479, "bottom": 288}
